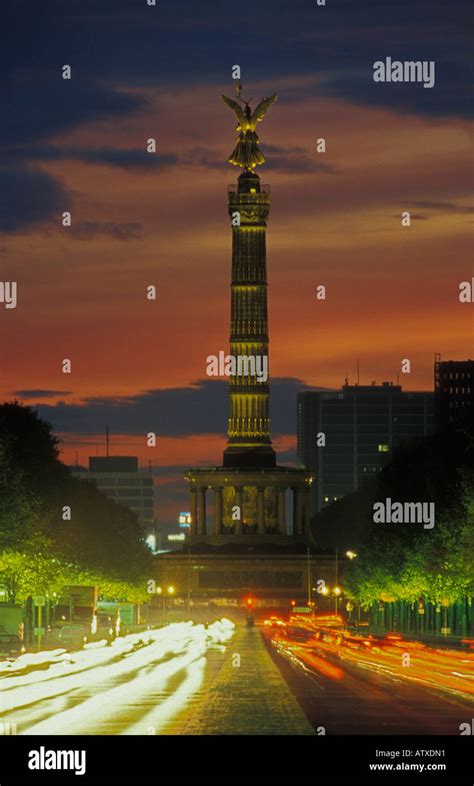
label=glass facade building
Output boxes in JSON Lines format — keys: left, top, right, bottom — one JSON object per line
{"left": 297, "top": 383, "right": 434, "bottom": 514}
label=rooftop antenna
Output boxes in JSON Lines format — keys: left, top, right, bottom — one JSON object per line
{"left": 75, "top": 450, "right": 79, "bottom": 466}
{"left": 106, "top": 427, "right": 109, "bottom": 457}
{"left": 344, "top": 372, "right": 349, "bottom": 387}
{"left": 357, "top": 357, "right": 360, "bottom": 386}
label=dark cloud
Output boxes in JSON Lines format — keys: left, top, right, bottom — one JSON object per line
{"left": 69, "top": 221, "right": 143, "bottom": 241}
{"left": 389, "top": 202, "right": 474, "bottom": 222}
{"left": 0, "top": 74, "right": 146, "bottom": 148}
{"left": 411, "top": 201, "right": 474, "bottom": 214}
{"left": 264, "top": 144, "right": 338, "bottom": 175}
{"left": 1, "top": 0, "right": 470, "bottom": 163}
{"left": 36, "top": 378, "right": 331, "bottom": 439}
{"left": 183, "top": 145, "right": 338, "bottom": 175}
{"left": 4, "top": 145, "right": 177, "bottom": 170}
{"left": 0, "top": 165, "right": 70, "bottom": 233}
{"left": 13, "top": 389, "right": 72, "bottom": 399}
{"left": 0, "top": 0, "right": 469, "bottom": 249}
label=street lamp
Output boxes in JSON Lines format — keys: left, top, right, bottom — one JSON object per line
{"left": 345, "top": 551, "right": 358, "bottom": 560}
{"left": 164, "top": 586, "right": 176, "bottom": 620}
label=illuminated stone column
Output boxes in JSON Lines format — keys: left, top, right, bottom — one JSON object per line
{"left": 292, "top": 487, "right": 303, "bottom": 536}
{"left": 256, "top": 486, "right": 265, "bottom": 534}
{"left": 277, "top": 488, "right": 286, "bottom": 535}
{"left": 223, "top": 170, "right": 276, "bottom": 469}
{"left": 197, "top": 487, "right": 207, "bottom": 536}
{"left": 190, "top": 488, "right": 198, "bottom": 536}
{"left": 234, "top": 485, "right": 243, "bottom": 535}
{"left": 213, "top": 487, "right": 223, "bottom": 535}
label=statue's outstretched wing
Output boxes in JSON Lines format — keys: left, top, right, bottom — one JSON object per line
{"left": 251, "top": 94, "right": 277, "bottom": 125}
{"left": 221, "top": 95, "right": 246, "bottom": 127}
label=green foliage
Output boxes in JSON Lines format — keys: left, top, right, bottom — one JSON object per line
{"left": 0, "top": 402, "right": 153, "bottom": 601}
{"left": 344, "top": 427, "right": 474, "bottom": 605}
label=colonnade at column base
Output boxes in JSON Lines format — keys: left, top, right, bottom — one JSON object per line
{"left": 184, "top": 466, "right": 314, "bottom": 541}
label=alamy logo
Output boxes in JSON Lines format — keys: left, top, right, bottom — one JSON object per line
{"left": 373, "top": 57, "right": 435, "bottom": 88}
{"left": 373, "top": 498, "right": 435, "bottom": 529}
{"left": 0, "top": 281, "right": 17, "bottom": 309}
{"left": 28, "top": 747, "right": 86, "bottom": 776}
{"left": 206, "top": 351, "right": 268, "bottom": 383}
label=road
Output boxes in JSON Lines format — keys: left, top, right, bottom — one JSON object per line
{"left": 264, "top": 622, "right": 474, "bottom": 735}
{"left": 2, "top": 615, "right": 473, "bottom": 737}
{"left": 0, "top": 620, "right": 233, "bottom": 735}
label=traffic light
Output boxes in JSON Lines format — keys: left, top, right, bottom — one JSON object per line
{"left": 245, "top": 596, "right": 254, "bottom": 607}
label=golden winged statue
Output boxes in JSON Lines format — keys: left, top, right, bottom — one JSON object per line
{"left": 222, "top": 90, "right": 277, "bottom": 170}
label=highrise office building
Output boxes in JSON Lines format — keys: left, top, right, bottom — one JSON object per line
{"left": 297, "top": 382, "right": 434, "bottom": 515}
{"left": 73, "top": 456, "right": 155, "bottom": 530}
{"left": 434, "top": 355, "right": 474, "bottom": 430}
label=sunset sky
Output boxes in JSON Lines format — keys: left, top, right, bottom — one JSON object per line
{"left": 1, "top": 0, "right": 472, "bottom": 527}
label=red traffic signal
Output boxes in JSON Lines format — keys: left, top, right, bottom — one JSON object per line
{"left": 245, "top": 596, "right": 254, "bottom": 607}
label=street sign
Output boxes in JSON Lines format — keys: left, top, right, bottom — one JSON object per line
{"left": 294, "top": 606, "right": 311, "bottom": 613}
{"left": 34, "top": 596, "right": 45, "bottom": 607}
{"left": 34, "top": 627, "right": 45, "bottom": 636}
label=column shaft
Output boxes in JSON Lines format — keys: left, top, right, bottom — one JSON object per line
{"left": 197, "top": 487, "right": 206, "bottom": 536}
{"left": 277, "top": 488, "right": 286, "bottom": 535}
{"left": 234, "top": 486, "right": 243, "bottom": 535}
{"left": 190, "top": 489, "right": 198, "bottom": 536}
{"left": 213, "top": 487, "right": 223, "bottom": 535}
{"left": 257, "top": 486, "right": 265, "bottom": 534}
{"left": 292, "top": 487, "right": 303, "bottom": 536}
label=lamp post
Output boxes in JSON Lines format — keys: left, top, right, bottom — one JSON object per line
{"left": 165, "top": 586, "right": 175, "bottom": 621}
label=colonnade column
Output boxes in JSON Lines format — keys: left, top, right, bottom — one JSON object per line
{"left": 213, "top": 487, "right": 223, "bottom": 535}
{"left": 190, "top": 488, "right": 198, "bottom": 536}
{"left": 234, "top": 486, "right": 243, "bottom": 535}
{"left": 277, "top": 488, "right": 286, "bottom": 535}
{"left": 197, "top": 487, "right": 207, "bottom": 536}
{"left": 292, "top": 487, "right": 303, "bottom": 536}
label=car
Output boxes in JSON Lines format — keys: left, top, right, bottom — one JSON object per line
{"left": 263, "top": 616, "right": 286, "bottom": 628}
